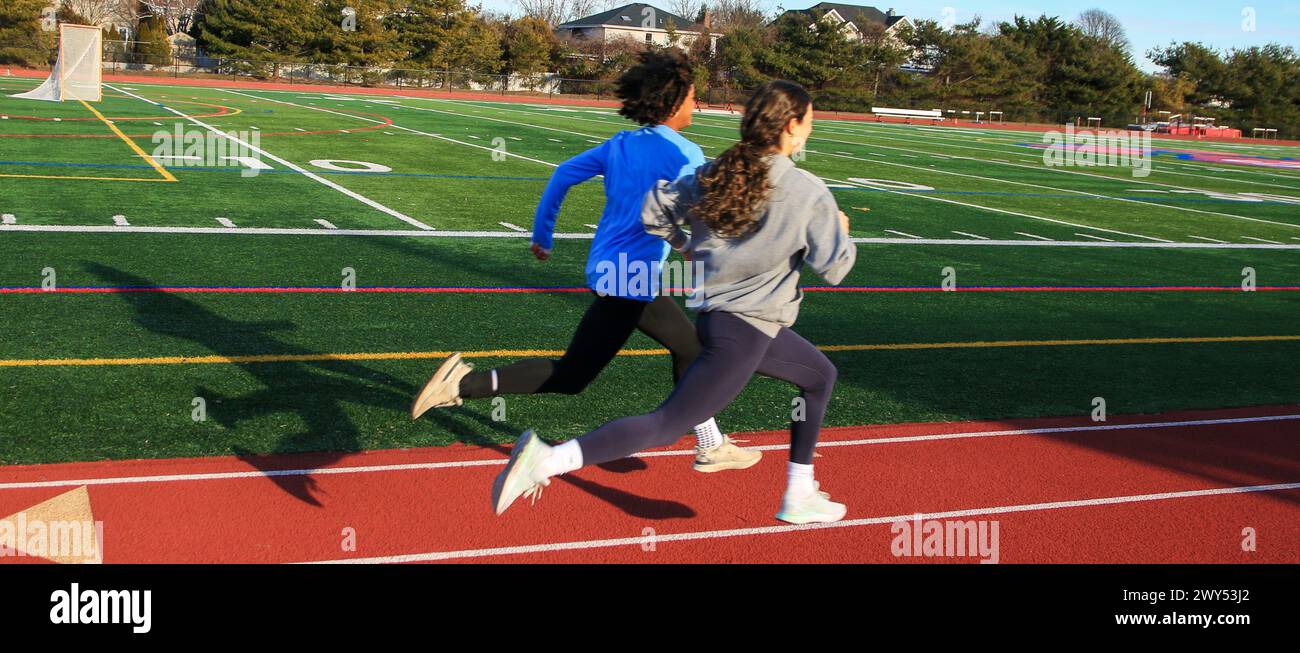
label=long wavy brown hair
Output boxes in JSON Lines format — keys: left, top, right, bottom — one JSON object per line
{"left": 693, "top": 80, "right": 812, "bottom": 238}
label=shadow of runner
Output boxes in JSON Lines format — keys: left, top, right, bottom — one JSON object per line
{"left": 86, "top": 262, "right": 413, "bottom": 506}
{"left": 88, "top": 262, "right": 687, "bottom": 515}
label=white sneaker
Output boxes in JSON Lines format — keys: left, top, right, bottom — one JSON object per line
{"left": 491, "top": 430, "right": 553, "bottom": 516}
{"left": 693, "top": 436, "right": 762, "bottom": 473}
{"left": 776, "top": 486, "right": 847, "bottom": 525}
{"left": 411, "top": 352, "right": 473, "bottom": 419}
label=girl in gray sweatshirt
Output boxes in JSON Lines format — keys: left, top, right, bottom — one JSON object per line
{"left": 493, "top": 80, "right": 858, "bottom": 525}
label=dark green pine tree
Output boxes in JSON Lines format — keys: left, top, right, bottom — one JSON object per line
{"left": 0, "top": 0, "right": 55, "bottom": 66}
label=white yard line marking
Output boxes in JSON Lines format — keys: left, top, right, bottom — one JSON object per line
{"left": 314, "top": 219, "right": 338, "bottom": 230}
{"left": 951, "top": 230, "right": 990, "bottom": 240}
{"left": 884, "top": 229, "right": 923, "bottom": 239}
{"left": 111, "top": 214, "right": 129, "bottom": 226}
{"left": 222, "top": 90, "right": 562, "bottom": 170}
{"left": 828, "top": 175, "right": 1170, "bottom": 243}
{"left": 1075, "top": 232, "right": 1114, "bottom": 242}
{"left": 782, "top": 124, "right": 1300, "bottom": 229}
{"left": 1, "top": 214, "right": 15, "bottom": 225}
{"left": 294, "top": 127, "right": 306, "bottom": 132}
{"left": 1188, "top": 235, "right": 1228, "bottom": 244}
{"left": 216, "top": 217, "right": 237, "bottom": 228}
{"left": 2, "top": 414, "right": 1294, "bottom": 492}
{"left": 547, "top": 138, "right": 562, "bottom": 142}
{"left": 808, "top": 119, "right": 1300, "bottom": 191}
{"left": 106, "top": 85, "right": 435, "bottom": 231}
{"left": 1242, "top": 236, "right": 1282, "bottom": 244}
{"left": 306, "top": 481, "right": 1300, "bottom": 563}
{"left": 1014, "top": 232, "right": 1053, "bottom": 241}
{"left": 497, "top": 221, "right": 528, "bottom": 232}
{"left": 585, "top": 224, "right": 599, "bottom": 230}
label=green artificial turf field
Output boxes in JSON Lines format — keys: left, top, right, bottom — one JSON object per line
{"left": 1, "top": 76, "right": 1298, "bottom": 465}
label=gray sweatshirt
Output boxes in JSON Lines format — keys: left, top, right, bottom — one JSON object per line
{"left": 641, "top": 153, "right": 857, "bottom": 336}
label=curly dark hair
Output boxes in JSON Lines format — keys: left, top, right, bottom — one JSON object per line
{"left": 616, "top": 49, "right": 694, "bottom": 125}
{"left": 693, "top": 80, "right": 812, "bottom": 238}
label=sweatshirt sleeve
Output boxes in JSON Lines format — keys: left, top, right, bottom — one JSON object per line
{"left": 641, "top": 175, "right": 695, "bottom": 252}
{"left": 532, "top": 141, "right": 608, "bottom": 250}
{"left": 804, "top": 190, "right": 857, "bottom": 285}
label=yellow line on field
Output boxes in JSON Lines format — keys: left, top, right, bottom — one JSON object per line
{"left": 3, "top": 335, "right": 1297, "bottom": 368}
{"left": 79, "top": 99, "right": 177, "bottom": 182}
{"left": 0, "top": 173, "right": 172, "bottom": 182}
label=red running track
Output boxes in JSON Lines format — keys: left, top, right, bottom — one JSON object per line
{"left": 0, "top": 405, "right": 1297, "bottom": 564}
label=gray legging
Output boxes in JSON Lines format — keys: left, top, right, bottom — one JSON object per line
{"left": 576, "top": 310, "right": 836, "bottom": 466}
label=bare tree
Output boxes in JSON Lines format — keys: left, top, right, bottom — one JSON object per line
{"left": 1075, "top": 8, "right": 1129, "bottom": 51}
{"left": 138, "top": 0, "right": 203, "bottom": 34}
{"left": 709, "top": 0, "right": 766, "bottom": 30}
{"left": 667, "top": 0, "right": 703, "bottom": 23}
{"left": 515, "top": 0, "right": 607, "bottom": 26}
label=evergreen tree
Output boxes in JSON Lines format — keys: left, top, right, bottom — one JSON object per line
{"left": 0, "top": 0, "right": 55, "bottom": 66}
{"left": 502, "top": 15, "right": 557, "bottom": 77}
{"left": 135, "top": 16, "right": 173, "bottom": 66}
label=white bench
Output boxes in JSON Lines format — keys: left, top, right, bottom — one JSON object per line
{"left": 871, "top": 107, "right": 943, "bottom": 123}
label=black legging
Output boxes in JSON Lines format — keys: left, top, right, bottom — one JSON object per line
{"left": 575, "top": 311, "right": 837, "bottom": 465}
{"left": 459, "top": 294, "right": 700, "bottom": 398}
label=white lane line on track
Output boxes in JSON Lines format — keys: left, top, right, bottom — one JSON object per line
{"left": 304, "top": 481, "right": 1300, "bottom": 563}
{"left": 2, "top": 413, "right": 1295, "bottom": 491}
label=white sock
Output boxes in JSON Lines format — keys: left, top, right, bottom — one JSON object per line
{"left": 693, "top": 418, "right": 724, "bottom": 450}
{"left": 786, "top": 462, "right": 816, "bottom": 497}
{"left": 537, "top": 440, "right": 583, "bottom": 479}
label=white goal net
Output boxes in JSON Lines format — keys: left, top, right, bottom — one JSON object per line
{"left": 12, "top": 24, "right": 102, "bottom": 102}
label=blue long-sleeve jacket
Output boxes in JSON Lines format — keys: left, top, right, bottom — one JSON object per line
{"left": 531, "top": 124, "right": 705, "bottom": 302}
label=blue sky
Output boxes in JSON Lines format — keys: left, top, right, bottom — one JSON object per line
{"left": 476, "top": 0, "right": 1300, "bottom": 72}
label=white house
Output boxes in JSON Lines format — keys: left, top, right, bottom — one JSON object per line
{"left": 778, "top": 3, "right": 913, "bottom": 45}
{"left": 557, "top": 3, "right": 723, "bottom": 53}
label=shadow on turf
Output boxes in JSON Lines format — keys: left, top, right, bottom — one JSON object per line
{"left": 86, "top": 263, "right": 419, "bottom": 505}
{"left": 86, "top": 263, "right": 690, "bottom": 517}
